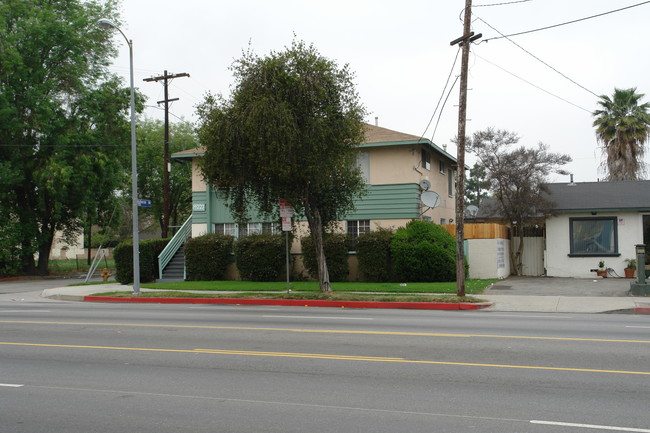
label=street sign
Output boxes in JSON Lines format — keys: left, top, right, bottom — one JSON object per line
{"left": 281, "top": 216, "right": 292, "bottom": 232}
{"left": 137, "top": 199, "right": 152, "bottom": 207}
{"left": 279, "top": 199, "right": 294, "bottom": 218}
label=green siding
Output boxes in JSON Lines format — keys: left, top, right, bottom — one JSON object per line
{"left": 191, "top": 183, "right": 421, "bottom": 223}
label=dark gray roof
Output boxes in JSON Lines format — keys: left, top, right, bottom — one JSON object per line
{"left": 473, "top": 181, "right": 650, "bottom": 219}
{"left": 545, "top": 180, "right": 650, "bottom": 212}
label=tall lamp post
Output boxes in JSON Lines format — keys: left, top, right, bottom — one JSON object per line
{"left": 98, "top": 19, "right": 140, "bottom": 295}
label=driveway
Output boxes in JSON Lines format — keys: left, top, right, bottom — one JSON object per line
{"left": 485, "top": 276, "right": 633, "bottom": 297}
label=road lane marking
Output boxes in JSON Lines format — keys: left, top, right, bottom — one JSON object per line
{"left": 531, "top": 420, "right": 650, "bottom": 432}
{"left": 263, "top": 315, "right": 373, "bottom": 320}
{"left": 2, "top": 341, "right": 650, "bottom": 376}
{"left": 626, "top": 326, "right": 650, "bottom": 329}
{"left": 0, "top": 383, "right": 24, "bottom": 387}
{"left": 2, "top": 320, "right": 650, "bottom": 344}
{"left": 0, "top": 310, "right": 51, "bottom": 313}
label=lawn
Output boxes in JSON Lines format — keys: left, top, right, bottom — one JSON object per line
{"left": 140, "top": 279, "right": 497, "bottom": 294}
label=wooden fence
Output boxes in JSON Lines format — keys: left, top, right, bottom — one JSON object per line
{"left": 441, "top": 223, "right": 509, "bottom": 239}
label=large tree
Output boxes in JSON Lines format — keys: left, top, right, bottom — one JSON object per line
{"left": 593, "top": 87, "right": 650, "bottom": 181}
{"left": 136, "top": 118, "right": 194, "bottom": 236}
{"left": 0, "top": 0, "right": 137, "bottom": 274}
{"left": 467, "top": 128, "right": 571, "bottom": 275}
{"left": 197, "top": 40, "right": 367, "bottom": 292}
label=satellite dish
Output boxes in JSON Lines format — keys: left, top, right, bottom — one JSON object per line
{"left": 420, "top": 191, "right": 440, "bottom": 208}
{"left": 419, "top": 179, "right": 431, "bottom": 191}
{"left": 466, "top": 205, "right": 479, "bottom": 217}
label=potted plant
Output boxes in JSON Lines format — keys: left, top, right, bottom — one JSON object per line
{"left": 596, "top": 260, "right": 607, "bottom": 278}
{"left": 624, "top": 258, "right": 636, "bottom": 278}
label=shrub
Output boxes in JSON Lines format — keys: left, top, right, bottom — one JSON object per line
{"left": 184, "top": 234, "right": 234, "bottom": 281}
{"left": 301, "top": 233, "right": 349, "bottom": 282}
{"left": 356, "top": 227, "right": 394, "bottom": 282}
{"left": 114, "top": 238, "right": 170, "bottom": 284}
{"left": 234, "top": 234, "right": 286, "bottom": 281}
{"left": 391, "top": 220, "right": 456, "bottom": 282}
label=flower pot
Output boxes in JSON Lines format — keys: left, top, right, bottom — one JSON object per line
{"left": 596, "top": 269, "right": 607, "bottom": 278}
{"left": 624, "top": 268, "right": 635, "bottom": 278}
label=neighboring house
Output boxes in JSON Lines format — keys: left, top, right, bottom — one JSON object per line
{"left": 472, "top": 180, "right": 650, "bottom": 278}
{"left": 161, "top": 123, "right": 459, "bottom": 280}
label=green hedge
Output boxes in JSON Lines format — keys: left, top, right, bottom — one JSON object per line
{"left": 356, "top": 227, "right": 394, "bottom": 282}
{"left": 301, "top": 233, "right": 349, "bottom": 282}
{"left": 391, "top": 220, "right": 456, "bottom": 282}
{"left": 184, "top": 234, "right": 234, "bottom": 281}
{"left": 234, "top": 234, "right": 286, "bottom": 281}
{"left": 114, "top": 238, "right": 170, "bottom": 284}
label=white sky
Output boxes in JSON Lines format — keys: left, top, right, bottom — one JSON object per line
{"left": 108, "top": 0, "right": 650, "bottom": 183}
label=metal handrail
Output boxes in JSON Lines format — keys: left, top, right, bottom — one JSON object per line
{"left": 158, "top": 215, "right": 192, "bottom": 279}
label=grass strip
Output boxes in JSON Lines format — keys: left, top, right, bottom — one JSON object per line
{"left": 90, "top": 291, "right": 487, "bottom": 303}
{"left": 140, "top": 279, "right": 497, "bottom": 294}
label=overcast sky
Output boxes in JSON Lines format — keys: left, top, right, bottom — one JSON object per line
{"left": 107, "top": 0, "right": 650, "bottom": 183}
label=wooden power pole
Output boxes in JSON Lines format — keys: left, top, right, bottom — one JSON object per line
{"left": 450, "top": 0, "right": 480, "bottom": 297}
{"left": 143, "top": 70, "right": 190, "bottom": 238}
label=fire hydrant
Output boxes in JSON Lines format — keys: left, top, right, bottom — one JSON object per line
{"left": 101, "top": 268, "right": 111, "bottom": 282}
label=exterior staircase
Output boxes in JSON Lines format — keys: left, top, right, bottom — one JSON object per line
{"left": 157, "top": 246, "right": 185, "bottom": 283}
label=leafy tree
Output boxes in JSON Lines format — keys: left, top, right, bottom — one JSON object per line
{"left": 197, "top": 40, "right": 367, "bottom": 292}
{"left": 593, "top": 88, "right": 650, "bottom": 181}
{"left": 136, "top": 118, "right": 194, "bottom": 236}
{"left": 465, "top": 162, "right": 489, "bottom": 209}
{"left": 467, "top": 128, "right": 571, "bottom": 275}
{"left": 0, "top": 0, "right": 139, "bottom": 274}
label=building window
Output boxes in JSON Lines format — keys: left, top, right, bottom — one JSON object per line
{"left": 347, "top": 220, "right": 370, "bottom": 251}
{"left": 440, "top": 218, "right": 446, "bottom": 224}
{"left": 569, "top": 217, "right": 618, "bottom": 256}
{"left": 447, "top": 168, "right": 454, "bottom": 196}
{"left": 215, "top": 223, "right": 236, "bottom": 236}
{"left": 356, "top": 151, "right": 370, "bottom": 183}
{"left": 421, "top": 149, "right": 431, "bottom": 171}
{"left": 439, "top": 160, "right": 445, "bottom": 174}
{"left": 214, "top": 222, "right": 278, "bottom": 238}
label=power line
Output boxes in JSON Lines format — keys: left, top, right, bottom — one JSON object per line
{"left": 475, "top": 16, "right": 599, "bottom": 97}
{"left": 474, "top": 52, "right": 592, "bottom": 113}
{"left": 419, "top": 46, "right": 461, "bottom": 141}
{"left": 482, "top": 1, "right": 650, "bottom": 41}
{"left": 432, "top": 75, "right": 460, "bottom": 141}
{"left": 475, "top": 0, "right": 532, "bottom": 7}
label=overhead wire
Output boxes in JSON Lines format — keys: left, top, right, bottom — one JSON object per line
{"left": 419, "top": 46, "right": 461, "bottom": 142}
{"left": 482, "top": 1, "right": 650, "bottom": 41}
{"left": 475, "top": 16, "right": 599, "bottom": 98}
{"left": 473, "top": 52, "right": 592, "bottom": 113}
{"left": 474, "top": 0, "right": 532, "bottom": 6}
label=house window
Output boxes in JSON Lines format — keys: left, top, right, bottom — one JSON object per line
{"left": 439, "top": 160, "right": 446, "bottom": 174}
{"left": 569, "top": 217, "right": 619, "bottom": 256}
{"left": 347, "top": 220, "right": 370, "bottom": 251}
{"left": 239, "top": 223, "right": 261, "bottom": 237}
{"left": 215, "top": 223, "right": 236, "bottom": 236}
{"left": 356, "top": 151, "right": 370, "bottom": 183}
{"left": 440, "top": 218, "right": 446, "bottom": 224}
{"left": 214, "top": 222, "right": 278, "bottom": 238}
{"left": 421, "top": 149, "right": 431, "bottom": 170}
{"left": 447, "top": 168, "right": 454, "bottom": 196}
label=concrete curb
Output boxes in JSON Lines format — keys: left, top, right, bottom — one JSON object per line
{"left": 83, "top": 296, "right": 493, "bottom": 311}
{"left": 635, "top": 302, "right": 650, "bottom": 314}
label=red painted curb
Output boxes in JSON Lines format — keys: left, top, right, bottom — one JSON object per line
{"left": 83, "top": 296, "right": 492, "bottom": 311}
{"left": 635, "top": 306, "right": 650, "bottom": 314}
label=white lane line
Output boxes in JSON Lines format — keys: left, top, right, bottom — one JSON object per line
{"left": 0, "top": 310, "right": 51, "bottom": 313}
{"left": 0, "top": 383, "right": 24, "bottom": 388}
{"left": 626, "top": 326, "right": 650, "bottom": 329}
{"left": 263, "top": 315, "right": 373, "bottom": 320}
{"left": 531, "top": 420, "right": 650, "bottom": 432}
{"left": 488, "top": 314, "right": 573, "bottom": 319}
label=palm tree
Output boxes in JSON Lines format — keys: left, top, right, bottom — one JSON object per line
{"left": 593, "top": 88, "right": 650, "bottom": 181}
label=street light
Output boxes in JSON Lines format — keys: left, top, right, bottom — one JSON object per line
{"left": 98, "top": 18, "right": 140, "bottom": 295}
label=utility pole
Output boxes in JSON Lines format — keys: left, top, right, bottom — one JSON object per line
{"left": 143, "top": 70, "right": 190, "bottom": 238}
{"left": 450, "top": 0, "right": 481, "bottom": 297}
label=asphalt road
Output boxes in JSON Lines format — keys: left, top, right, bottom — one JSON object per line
{"left": 2, "top": 299, "right": 650, "bottom": 432}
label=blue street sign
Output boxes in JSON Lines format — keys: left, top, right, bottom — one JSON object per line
{"left": 137, "top": 199, "right": 152, "bottom": 207}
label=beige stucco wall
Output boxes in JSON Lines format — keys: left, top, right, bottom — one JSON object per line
{"left": 191, "top": 159, "right": 206, "bottom": 192}
{"left": 467, "top": 238, "right": 510, "bottom": 279}
{"left": 546, "top": 212, "right": 647, "bottom": 278}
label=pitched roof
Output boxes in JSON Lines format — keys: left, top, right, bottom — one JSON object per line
{"left": 171, "top": 123, "right": 457, "bottom": 162}
{"left": 544, "top": 180, "right": 650, "bottom": 212}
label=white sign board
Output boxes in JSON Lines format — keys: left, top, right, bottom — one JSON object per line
{"left": 280, "top": 199, "right": 294, "bottom": 232}
{"left": 192, "top": 203, "right": 206, "bottom": 212}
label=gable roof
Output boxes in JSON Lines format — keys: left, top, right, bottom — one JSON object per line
{"left": 473, "top": 180, "right": 650, "bottom": 219}
{"left": 545, "top": 180, "right": 650, "bottom": 212}
{"left": 172, "top": 123, "right": 457, "bottom": 163}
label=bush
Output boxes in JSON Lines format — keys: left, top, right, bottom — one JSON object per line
{"left": 391, "top": 220, "right": 456, "bottom": 282}
{"left": 356, "top": 228, "right": 394, "bottom": 282}
{"left": 234, "top": 234, "right": 286, "bottom": 281}
{"left": 184, "top": 234, "right": 234, "bottom": 281}
{"left": 114, "top": 238, "right": 170, "bottom": 284}
{"left": 301, "top": 233, "right": 349, "bottom": 282}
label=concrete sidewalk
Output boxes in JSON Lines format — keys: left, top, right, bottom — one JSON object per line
{"left": 36, "top": 278, "right": 650, "bottom": 313}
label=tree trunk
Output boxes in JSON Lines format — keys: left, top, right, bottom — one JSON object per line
{"left": 303, "top": 203, "right": 332, "bottom": 292}
{"left": 36, "top": 228, "right": 55, "bottom": 276}
{"left": 509, "top": 227, "right": 525, "bottom": 276}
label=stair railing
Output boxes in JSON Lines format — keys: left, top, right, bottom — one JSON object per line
{"left": 158, "top": 215, "right": 192, "bottom": 279}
